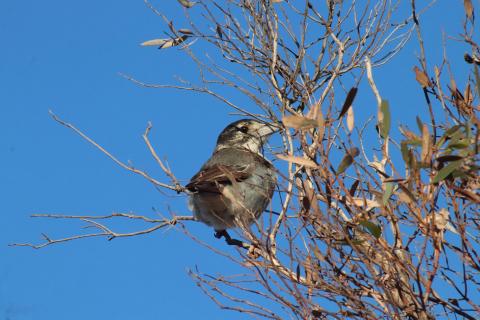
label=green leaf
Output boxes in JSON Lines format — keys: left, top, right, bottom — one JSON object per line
{"left": 359, "top": 220, "right": 382, "bottom": 238}
{"left": 382, "top": 182, "right": 394, "bottom": 206}
{"left": 474, "top": 65, "right": 480, "bottom": 96}
{"left": 378, "top": 100, "right": 391, "bottom": 139}
{"left": 432, "top": 160, "right": 463, "bottom": 183}
{"left": 336, "top": 148, "right": 360, "bottom": 175}
{"left": 337, "top": 239, "right": 365, "bottom": 246}
{"left": 436, "top": 125, "right": 461, "bottom": 147}
{"left": 401, "top": 142, "right": 410, "bottom": 165}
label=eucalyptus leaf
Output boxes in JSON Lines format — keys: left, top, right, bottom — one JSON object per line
{"left": 359, "top": 220, "right": 382, "bottom": 238}
{"left": 382, "top": 182, "right": 394, "bottom": 206}
{"left": 432, "top": 160, "right": 463, "bottom": 183}
{"left": 378, "top": 100, "right": 391, "bottom": 139}
{"left": 337, "top": 148, "right": 360, "bottom": 175}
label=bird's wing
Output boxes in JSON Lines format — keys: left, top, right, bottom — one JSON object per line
{"left": 186, "top": 164, "right": 252, "bottom": 194}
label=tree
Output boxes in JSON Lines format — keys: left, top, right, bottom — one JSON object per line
{"left": 13, "top": 0, "right": 479, "bottom": 319}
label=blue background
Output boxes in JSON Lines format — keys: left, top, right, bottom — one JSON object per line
{"left": 0, "top": 1, "right": 470, "bottom": 319}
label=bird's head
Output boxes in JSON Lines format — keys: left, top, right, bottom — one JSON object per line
{"left": 215, "top": 119, "right": 278, "bottom": 154}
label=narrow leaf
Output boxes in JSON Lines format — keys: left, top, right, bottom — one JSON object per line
{"left": 141, "top": 35, "right": 188, "bottom": 49}
{"left": 337, "top": 148, "right": 360, "bottom": 174}
{"left": 420, "top": 124, "right": 431, "bottom": 163}
{"left": 276, "top": 154, "right": 318, "bottom": 168}
{"left": 378, "top": 100, "right": 391, "bottom": 139}
{"left": 349, "top": 180, "right": 360, "bottom": 196}
{"left": 282, "top": 114, "right": 318, "bottom": 129}
{"left": 474, "top": 65, "right": 480, "bottom": 96}
{"left": 359, "top": 220, "right": 382, "bottom": 238}
{"left": 464, "top": 0, "right": 474, "bottom": 20}
{"left": 436, "top": 155, "right": 464, "bottom": 163}
{"left": 346, "top": 106, "right": 354, "bottom": 132}
{"left": 178, "top": 0, "right": 195, "bottom": 8}
{"left": 382, "top": 182, "right": 394, "bottom": 206}
{"left": 338, "top": 87, "right": 358, "bottom": 119}
{"left": 432, "top": 160, "right": 463, "bottom": 183}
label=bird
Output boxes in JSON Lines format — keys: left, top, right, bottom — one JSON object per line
{"left": 186, "top": 119, "right": 278, "bottom": 232}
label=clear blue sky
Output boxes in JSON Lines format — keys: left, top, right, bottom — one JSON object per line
{"left": 0, "top": 1, "right": 470, "bottom": 319}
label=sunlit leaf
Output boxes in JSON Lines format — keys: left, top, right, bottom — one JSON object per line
{"left": 359, "top": 220, "right": 382, "bottom": 238}
{"left": 141, "top": 35, "right": 189, "bottom": 49}
{"left": 282, "top": 114, "right": 318, "bottom": 129}
{"left": 432, "top": 160, "right": 463, "bottom": 183}
{"left": 276, "top": 154, "right": 318, "bottom": 168}
{"left": 464, "top": 0, "right": 474, "bottom": 20}
{"left": 346, "top": 106, "right": 354, "bottom": 132}
{"left": 178, "top": 0, "right": 195, "bottom": 8}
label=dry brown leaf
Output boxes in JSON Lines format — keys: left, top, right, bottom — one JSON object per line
{"left": 413, "top": 66, "right": 431, "bottom": 88}
{"left": 350, "top": 198, "right": 381, "bottom": 211}
{"left": 346, "top": 106, "right": 354, "bottom": 132}
{"left": 276, "top": 154, "right": 318, "bottom": 168}
{"left": 421, "top": 124, "right": 431, "bottom": 163}
{"left": 464, "top": 0, "right": 474, "bottom": 19}
{"left": 464, "top": 83, "right": 473, "bottom": 105}
{"left": 282, "top": 114, "right": 318, "bottom": 130}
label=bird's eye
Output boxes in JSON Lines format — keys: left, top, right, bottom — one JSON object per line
{"left": 239, "top": 126, "right": 249, "bottom": 133}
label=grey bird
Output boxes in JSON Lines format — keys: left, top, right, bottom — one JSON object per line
{"left": 186, "top": 119, "right": 277, "bottom": 232}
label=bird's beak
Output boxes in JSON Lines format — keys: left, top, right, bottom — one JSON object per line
{"left": 258, "top": 122, "right": 280, "bottom": 137}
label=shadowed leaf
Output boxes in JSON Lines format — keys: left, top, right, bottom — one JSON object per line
{"left": 436, "top": 155, "right": 464, "bottom": 163}
{"left": 338, "top": 87, "right": 358, "bottom": 119}
{"left": 359, "top": 220, "right": 382, "bottom": 238}
{"left": 337, "top": 148, "right": 360, "bottom": 174}
{"left": 382, "top": 182, "right": 394, "bottom": 206}
{"left": 474, "top": 65, "right": 480, "bottom": 96}
{"left": 432, "top": 160, "right": 463, "bottom": 183}
{"left": 378, "top": 100, "right": 391, "bottom": 139}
